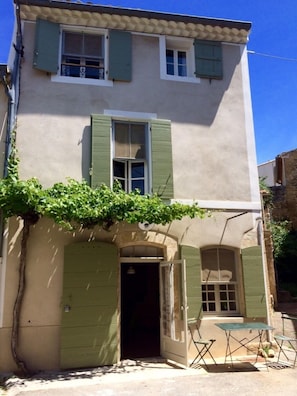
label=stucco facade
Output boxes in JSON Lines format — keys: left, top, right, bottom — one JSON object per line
{"left": 0, "top": 0, "right": 270, "bottom": 372}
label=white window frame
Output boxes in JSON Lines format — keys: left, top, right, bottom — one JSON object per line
{"left": 112, "top": 121, "right": 150, "bottom": 194}
{"left": 201, "top": 247, "right": 240, "bottom": 316}
{"left": 52, "top": 26, "right": 113, "bottom": 87}
{"left": 159, "top": 36, "right": 200, "bottom": 83}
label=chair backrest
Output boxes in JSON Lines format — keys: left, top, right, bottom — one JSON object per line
{"left": 188, "top": 318, "right": 203, "bottom": 341}
{"left": 281, "top": 313, "right": 297, "bottom": 339}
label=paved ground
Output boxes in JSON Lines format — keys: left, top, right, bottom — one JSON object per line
{"left": 1, "top": 303, "right": 296, "bottom": 396}
{"left": 2, "top": 357, "right": 297, "bottom": 396}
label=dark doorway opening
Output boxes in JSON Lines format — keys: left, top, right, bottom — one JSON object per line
{"left": 121, "top": 262, "right": 160, "bottom": 359}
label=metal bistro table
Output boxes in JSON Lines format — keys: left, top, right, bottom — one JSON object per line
{"left": 216, "top": 322, "right": 274, "bottom": 365}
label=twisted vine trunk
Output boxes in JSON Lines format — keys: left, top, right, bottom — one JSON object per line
{"left": 11, "top": 217, "right": 31, "bottom": 376}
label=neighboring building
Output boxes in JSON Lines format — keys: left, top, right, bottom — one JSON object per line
{"left": 0, "top": 0, "right": 270, "bottom": 372}
{"left": 258, "top": 149, "right": 297, "bottom": 229}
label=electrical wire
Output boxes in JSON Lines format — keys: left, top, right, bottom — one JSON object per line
{"left": 247, "top": 50, "right": 297, "bottom": 62}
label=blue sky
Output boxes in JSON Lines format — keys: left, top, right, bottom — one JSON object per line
{"left": 1, "top": 0, "right": 297, "bottom": 164}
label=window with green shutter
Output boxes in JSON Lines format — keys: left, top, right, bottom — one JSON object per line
{"left": 90, "top": 116, "right": 173, "bottom": 199}
{"left": 194, "top": 39, "right": 223, "bottom": 79}
{"left": 33, "top": 20, "right": 132, "bottom": 83}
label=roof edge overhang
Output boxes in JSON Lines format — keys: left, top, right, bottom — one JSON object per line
{"left": 15, "top": 0, "right": 251, "bottom": 43}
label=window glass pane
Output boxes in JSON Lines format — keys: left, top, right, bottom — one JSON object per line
{"left": 61, "top": 57, "right": 81, "bottom": 77}
{"left": 114, "top": 123, "right": 130, "bottom": 158}
{"left": 219, "top": 249, "right": 236, "bottom": 281}
{"left": 63, "top": 32, "right": 83, "bottom": 55}
{"left": 220, "top": 291, "right": 227, "bottom": 300}
{"left": 130, "top": 124, "right": 146, "bottom": 158}
{"left": 208, "top": 292, "right": 215, "bottom": 300}
{"left": 229, "top": 302, "right": 237, "bottom": 311}
{"left": 131, "top": 163, "right": 144, "bottom": 178}
{"left": 177, "top": 51, "right": 187, "bottom": 76}
{"left": 201, "top": 249, "right": 219, "bottom": 281}
{"left": 229, "top": 292, "right": 236, "bottom": 300}
{"left": 83, "top": 34, "right": 103, "bottom": 57}
{"left": 113, "top": 161, "right": 125, "bottom": 178}
{"left": 132, "top": 180, "right": 144, "bottom": 194}
{"left": 85, "top": 59, "right": 101, "bottom": 79}
{"left": 166, "top": 49, "right": 174, "bottom": 75}
{"left": 209, "top": 303, "right": 216, "bottom": 311}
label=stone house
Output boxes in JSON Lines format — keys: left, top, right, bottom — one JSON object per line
{"left": 258, "top": 149, "right": 297, "bottom": 229}
{"left": 0, "top": 0, "right": 271, "bottom": 372}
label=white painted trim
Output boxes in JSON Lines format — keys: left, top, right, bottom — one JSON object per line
{"left": 172, "top": 199, "right": 262, "bottom": 211}
{"left": 51, "top": 75, "right": 113, "bottom": 86}
{"left": 104, "top": 109, "right": 157, "bottom": 120}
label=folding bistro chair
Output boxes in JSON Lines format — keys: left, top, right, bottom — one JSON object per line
{"left": 188, "top": 319, "right": 217, "bottom": 368}
{"left": 274, "top": 313, "right": 297, "bottom": 368}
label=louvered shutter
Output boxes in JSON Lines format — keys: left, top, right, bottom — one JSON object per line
{"left": 150, "top": 119, "right": 174, "bottom": 200}
{"left": 33, "top": 19, "right": 60, "bottom": 73}
{"left": 194, "top": 40, "right": 223, "bottom": 79}
{"left": 181, "top": 245, "right": 203, "bottom": 320}
{"left": 108, "top": 30, "right": 132, "bottom": 81}
{"left": 242, "top": 246, "right": 267, "bottom": 318}
{"left": 91, "top": 115, "right": 111, "bottom": 188}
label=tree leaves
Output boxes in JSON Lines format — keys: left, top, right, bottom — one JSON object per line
{"left": 0, "top": 176, "right": 206, "bottom": 230}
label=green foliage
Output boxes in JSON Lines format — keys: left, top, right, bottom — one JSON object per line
{"left": 268, "top": 220, "right": 290, "bottom": 259}
{"left": 42, "top": 179, "right": 205, "bottom": 230}
{"left": 0, "top": 160, "right": 206, "bottom": 230}
{"left": 259, "top": 176, "right": 273, "bottom": 207}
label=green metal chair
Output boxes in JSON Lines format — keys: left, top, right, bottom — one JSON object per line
{"left": 188, "top": 320, "right": 217, "bottom": 369}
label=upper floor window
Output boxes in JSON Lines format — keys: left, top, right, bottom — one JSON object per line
{"left": 33, "top": 19, "right": 132, "bottom": 86}
{"left": 160, "top": 36, "right": 223, "bottom": 82}
{"left": 90, "top": 114, "right": 174, "bottom": 200}
{"left": 61, "top": 32, "right": 105, "bottom": 80}
{"left": 166, "top": 49, "right": 187, "bottom": 77}
{"left": 113, "top": 122, "right": 147, "bottom": 194}
{"left": 201, "top": 247, "right": 239, "bottom": 315}
{"left": 160, "top": 36, "right": 196, "bottom": 83}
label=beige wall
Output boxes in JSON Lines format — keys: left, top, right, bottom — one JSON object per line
{"left": 16, "top": 22, "right": 258, "bottom": 204}
{"left": 0, "top": 209, "right": 259, "bottom": 371}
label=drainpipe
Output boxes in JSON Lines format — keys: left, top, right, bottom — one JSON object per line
{"left": 2, "top": 0, "right": 23, "bottom": 177}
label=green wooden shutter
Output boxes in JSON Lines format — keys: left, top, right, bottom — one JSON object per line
{"left": 108, "top": 30, "right": 132, "bottom": 81}
{"left": 242, "top": 246, "right": 267, "bottom": 318}
{"left": 151, "top": 119, "right": 174, "bottom": 200}
{"left": 91, "top": 115, "right": 111, "bottom": 188}
{"left": 181, "top": 245, "right": 203, "bottom": 320}
{"left": 33, "top": 19, "right": 60, "bottom": 73}
{"left": 194, "top": 39, "right": 223, "bottom": 79}
{"left": 61, "top": 241, "right": 118, "bottom": 368}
